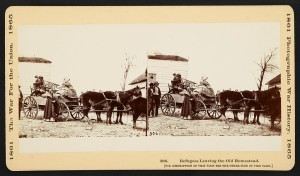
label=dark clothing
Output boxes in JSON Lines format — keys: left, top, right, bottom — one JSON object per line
{"left": 147, "top": 86, "right": 154, "bottom": 116}
{"left": 181, "top": 95, "right": 191, "bottom": 117}
{"left": 153, "top": 96, "right": 160, "bottom": 116}
{"left": 19, "top": 89, "right": 23, "bottom": 119}
{"left": 43, "top": 97, "right": 53, "bottom": 120}
{"left": 44, "top": 97, "right": 60, "bottom": 120}
{"left": 152, "top": 86, "right": 161, "bottom": 116}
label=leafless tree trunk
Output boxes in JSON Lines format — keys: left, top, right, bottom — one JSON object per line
{"left": 120, "top": 54, "right": 134, "bottom": 91}
{"left": 256, "top": 48, "right": 278, "bottom": 91}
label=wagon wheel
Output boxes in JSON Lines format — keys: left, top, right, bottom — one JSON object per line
{"left": 23, "top": 96, "right": 39, "bottom": 119}
{"left": 191, "top": 100, "right": 206, "bottom": 120}
{"left": 57, "top": 102, "right": 70, "bottom": 120}
{"left": 207, "top": 104, "right": 222, "bottom": 119}
{"left": 160, "top": 94, "right": 176, "bottom": 116}
{"left": 70, "top": 106, "right": 84, "bottom": 120}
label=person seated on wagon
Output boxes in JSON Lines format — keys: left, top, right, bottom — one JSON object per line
{"left": 171, "top": 73, "right": 184, "bottom": 93}
{"left": 32, "top": 75, "right": 46, "bottom": 95}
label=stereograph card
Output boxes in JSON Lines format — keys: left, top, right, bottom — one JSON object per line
{"left": 5, "top": 6, "right": 294, "bottom": 170}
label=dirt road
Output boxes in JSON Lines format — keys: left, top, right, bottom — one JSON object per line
{"left": 19, "top": 111, "right": 280, "bottom": 138}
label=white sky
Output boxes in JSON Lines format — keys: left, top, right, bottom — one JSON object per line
{"left": 18, "top": 23, "right": 280, "bottom": 93}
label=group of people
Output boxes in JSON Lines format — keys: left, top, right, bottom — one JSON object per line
{"left": 18, "top": 75, "right": 78, "bottom": 121}
{"left": 147, "top": 81, "right": 161, "bottom": 117}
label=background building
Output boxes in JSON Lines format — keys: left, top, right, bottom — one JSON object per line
{"left": 18, "top": 57, "right": 52, "bottom": 96}
{"left": 147, "top": 54, "right": 189, "bottom": 94}
{"left": 129, "top": 72, "right": 156, "bottom": 98}
{"left": 265, "top": 74, "right": 281, "bottom": 89}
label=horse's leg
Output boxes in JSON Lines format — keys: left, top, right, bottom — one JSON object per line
{"left": 119, "top": 112, "right": 123, "bottom": 125}
{"left": 82, "top": 108, "right": 90, "bottom": 122}
{"left": 132, "top": 111, "right": 140, "bottom": 129}
{"left": 270, "top": 115, "right": 275, "bottom": 129}
{"left": 233, "top": 111, "right": 239, "bottom": 122}
{"left": 106, "top": 106, "right": 113, "bottom": 125}
{"left": 114, "top": 111, "right": 119, "bottom": 124}
{"left": 252, "top": 112, "right": 257, "bottom": 124}
{"left": 256, "top": 105, "right": 262, "bottom": 125}
{"left": 118, "top": 106, "right": 124, "bottom": 125}
{"left": 96, "top": 111, "right": 102, "bottom": 122}
{"left": 256, "top": 112, "right": 261, "bottom": 125}
{"left": 243, "top": 106, "right": 251, "bottom": 124}
{"left": 220, "top": 106, "right": 227, "bottom": 119}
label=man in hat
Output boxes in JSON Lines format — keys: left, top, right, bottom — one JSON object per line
{"left": 152, "top": 81, "right": 161, "bottom": 117}
{"left": 147, "top": 82, "right": 154, "bottom": 117}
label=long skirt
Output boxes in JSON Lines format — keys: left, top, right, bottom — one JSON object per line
{"left": 181, "top": 95, "right": 191, "bottom": 117}
{"left": 43, "top": 97, "right": 53, "bottom": 119}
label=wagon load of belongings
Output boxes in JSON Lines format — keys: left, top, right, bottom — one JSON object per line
{"left": 55, "top": 78, "right": 78, "bottom": 98}
{"left": 192, "top": 85, "right": 215, "bottom": 97}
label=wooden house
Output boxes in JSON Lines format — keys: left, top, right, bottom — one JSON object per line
{"left": 147, "top": 54, "right": 189, "bottom": 94}
{"left": 129, "top": 72, "right": 156, "bottom": 98}
{"left": 265, "top": 74, "right": 281, "bottom": 89}
{"left": 18, "top": 57, "right": 52, "bottom": 96}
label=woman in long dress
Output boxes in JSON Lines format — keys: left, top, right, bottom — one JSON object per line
{"left": 180, "top": 89, "right": 192, "bottom": 119}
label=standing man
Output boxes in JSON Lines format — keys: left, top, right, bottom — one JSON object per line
{"left": 153, "top": 81, "right": 161, "bottom": 117}
{"left": 148, "top": 82, "right": 154, "bottom": 117}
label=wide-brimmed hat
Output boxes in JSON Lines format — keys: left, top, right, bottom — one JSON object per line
{"left": 154, "top": 81, "right": 159, "bottom": 85}
{"left": 149, "top": 82, "right": 154, "bottom": 86}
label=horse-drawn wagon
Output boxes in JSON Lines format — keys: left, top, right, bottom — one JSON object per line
{"left": 160, "top": 79, "right": 222, "bottom": 119}
{"left": 22, "top": 81, "right": 83, "bottom": 120}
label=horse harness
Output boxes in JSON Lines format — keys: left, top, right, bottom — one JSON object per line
{"left": 88, "top": 91, "right": 126, "bottom": 110}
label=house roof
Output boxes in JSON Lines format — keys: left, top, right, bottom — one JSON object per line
{"left": 265, "top": 74, "right": 281, "bottom": 85}
{"left": 148, "top": 54, "right": 188, "bottom": 62}
{"left": 129, "top": 73, "right": 156, "bottom": 85}
{"left": 18, "top": 57, "right": 52, "bottom": 64}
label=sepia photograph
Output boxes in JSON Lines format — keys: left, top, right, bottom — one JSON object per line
{"left": 5, "top": 6, "right": 294, "bottom": 170}
{"left": 18, "top": 23, "right": 281, "bottom": 138}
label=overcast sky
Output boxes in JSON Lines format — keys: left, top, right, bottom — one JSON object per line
{"left": 18, "top": 23, "right": 280, "bottom": 93}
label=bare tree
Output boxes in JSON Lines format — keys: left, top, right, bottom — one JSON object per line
{"left": 255, "top": 48, "right": 278, "bottom": 91}
{"left": 120, "top": 54, "right": 135, "bottom": 91}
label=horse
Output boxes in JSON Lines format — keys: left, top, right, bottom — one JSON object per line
{"left": 217, "top": 90, "right": 244, "bottom": 122}
{"left": 80, "top": 86, "right": 142, "bottom": 125}
{"left": 253, "top": 87, "right": 281, "bottom": 129}
{"left": 128, "top": 96, "right": 147, "bottom": 129}
{"left": 239, "top": 90, "right": 262, "bottom": 125}
{"left": 217, "top": 90, "right": 261, "bottom": 123}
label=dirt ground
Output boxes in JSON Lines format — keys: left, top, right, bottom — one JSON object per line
{"left": 19, "top": 110, "right": 281, "bottom": 138}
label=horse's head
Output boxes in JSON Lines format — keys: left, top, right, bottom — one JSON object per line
{"left": 270, "top": 86, "right": 281, "bottom": 99}
{"left": 79, "top": 91, "right": 91, "bottom": 108}
{"left": 127, "top": 86, "right": 143, "bottom": 97}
